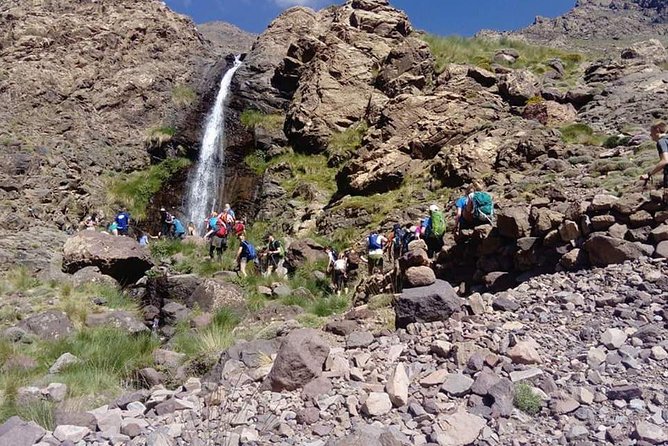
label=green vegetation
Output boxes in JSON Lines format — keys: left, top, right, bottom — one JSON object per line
{"left": 559, "top": 123, "right": 607, "bottom": 146}
{"left": 328, "top": 122, "right": 368, "bottom": 164}
{"left": 240, "top": 109, "right": 285, "bottom": 131}
{"left": 171, "top": 307, "right": 242, "bottom": 358}
{"left": 146, "top": 126, "right": 177, "bottom": 147}
{"left": 422, "top": 34, "right": 585, "bottom": 84}
{"left": 108, "top": 157, "right": 191, "bottom": 221}
{"left": 514, "top": 383, "right": 542, "bottom": 415}
{"left": 172, "top": 85, "right": 197, "bottom": 106}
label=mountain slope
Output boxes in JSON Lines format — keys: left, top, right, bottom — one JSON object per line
{"left": 197, "top": 21, "right": 256, "bottom": 56}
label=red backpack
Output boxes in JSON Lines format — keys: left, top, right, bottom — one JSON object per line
{"left": 215, "top": 219, "right": 228, "bottom": 237}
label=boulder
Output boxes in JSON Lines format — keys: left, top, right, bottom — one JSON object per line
{"left": 560, "top": 248, "right": 585, "bottom": 270}
{"left": 398, "top": 249, "right": 429, "bottom": 270}
{"left": 261, "top": 329, "right": 330, "bottom": 392}
{"left": 395, "top": 280, "right": 462, "bottom": 329}
{"left": 589, "top": 194, "right": 619, "bottom": 213}
{"left": 53, "top": 425, "right": 90, "bottom": 443}
{"left": 70, "top": 266, "right": 120, "bottom": 288}
{"left": 62, "top": 231, "right": 153, "bottom": 284}
{"left": 507, "top": 341, "right": 542, "bottom": 364}
{"left": 585, "top": 234, "right": 645, "bottom": 266}
{"left": 634, "top": 421, "right": 668, "bottom": 444}
{"left": 621, "top": 39, "right": 668, "bottom": 65}
{"left": 404, "top": 266, "right": 436, "bottom": 288}
{"left": 522, "top": 100, "right": 577, "bottom": 126}
{"left": 285, "top": 239, "right": 329, "bottom": 271}
{"left": 558, "top": 220, "right": 580, "bottom": 241}
{"left": 656, "top": 241, "right": 668, "bottom": 259}
{"left": 385, "top": 363, "right": 409, "bottom": 407}
{"left": 49, "top": 352, "right": 80, "bottom": 374}
{"left": 0, "top": 416, "right": 46, "bottom": 446}
{"left": 18, "top": 311, "right": 73, "bottom": 340}
{"left": 498, "top": 70, "right": 540, "bottom": 106}
{"left": 496, "top": 207, "right": 530, "bottom": 239}
{"left": 362, "top": 392, "right": 392, "bottom": 417}
{"left": 651, "top": 224, "right": 668, "bottom": 243}
{"left": 431, "top": 408, "right": 486, "bottom": 446}
{"left": 85, "top": 311, "right": 148, "bottom": 334}
{"left": 591, "top": 215, "right": 616, "bottom": 231}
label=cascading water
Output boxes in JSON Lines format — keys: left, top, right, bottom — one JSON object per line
{"left": 185, "top": 56, "right": 242, "bottom": 232}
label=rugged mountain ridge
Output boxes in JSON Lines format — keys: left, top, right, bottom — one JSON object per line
{"left": 197, "top": 21, "right": 256, "bottom": 56}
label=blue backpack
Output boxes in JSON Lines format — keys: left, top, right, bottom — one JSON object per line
{"left": 208, "top": 217, "right": 219, "bottom": 232}
{"left": 368, "top": 233, "right": 382, "bottom": 250}
{"left": 393, "top": 228, "right": 406, "bottom": 248}
{"left": 242, "top": 241, "right": 257, "bottom": 260}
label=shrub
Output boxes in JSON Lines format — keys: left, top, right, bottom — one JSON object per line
{"left": 146, "top": 126, "right": 177, "bottom": 148}
{"left": 240, "top": 109, "right": 285, "bottom": 131}
{"left": 5, "top": 267, "right": 40, "bottom": 292}
{"left": 559, "top": 123, "right": 606, "bottom": 146}
{"left": 108, "top": 157, "right": 191, "bottom": 221}
{"left": 514, "top": 383, "right": 542, "bottom": 415}
{"left": 171, "top": 85, "right": 197, "bottom": 106}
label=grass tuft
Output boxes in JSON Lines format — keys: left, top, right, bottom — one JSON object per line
{"left": 514, "top": 383, "right": 542, "bottom": 415}
{"left": 559, "top": 123, "right": 607, "bottom": 146}
{"left": 171, "top": 85, "right": 197, "bottom": 106}
{"left": 240, "top": 109, "right": 285, "bottom": 131}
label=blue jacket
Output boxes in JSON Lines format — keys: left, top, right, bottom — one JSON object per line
{"left": 173, "top": 219, "right": 185, "bottom": 235}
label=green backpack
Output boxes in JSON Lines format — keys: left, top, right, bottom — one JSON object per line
{"left": 472, "top": 192, "right": 494, "bottom": 223}
{"left": 430, "top": 211, "right": 446, "bottom": 238}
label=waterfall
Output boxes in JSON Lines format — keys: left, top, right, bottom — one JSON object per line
{"left": 185, "top": 56, "right": 242, "bottom": 233}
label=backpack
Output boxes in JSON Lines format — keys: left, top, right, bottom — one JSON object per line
{"left": 209, "top": 217, "right": 219, "bottom": 232}
{"left": 334, "top": 259, "right": 347, "bottom": 272}
{"left": 368, "top": 233, "right": 382, "bottom": 250}
{"left": 472, "top": 192, "right": 494, "bottom": 223}
{"left": 402, "top": 230, "right": 415, "bottom": 251}
{"left": 215, "top": 224, "right": 228, "bottom": 238}
{"left": 270, "top": 240, "right": 285, "bottom": 257}
{"left": 429, "top": 211, "right": 446, "bottom": 238}
{"left": 393, "top": 228, "right": 406, "bottom": 248}
{"left": 242, "top": 241, "right": 257, "bottom": 260}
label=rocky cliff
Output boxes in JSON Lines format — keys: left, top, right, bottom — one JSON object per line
{"left": 197, "top": 21, "right": 256, "bottom": 56}
{"left": 0, "top": 0, "right": 222, "bottom": 272}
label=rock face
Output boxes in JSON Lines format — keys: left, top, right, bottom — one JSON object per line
{"left": 0, "top": 0, "right": 214, "bottom": 247}
{"left": 262, "top": 329, "right": 330, "bottom": 392}
{"left": 197, "top": 21, "right": 256, "bottom": 56}
{"left": 584, "top": 234, "right": 645, "bottom": 266}
{"left": 62, "top": 231, "right": 153, "bottom": 284}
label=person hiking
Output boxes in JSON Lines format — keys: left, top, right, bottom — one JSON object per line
{"left": 325, "top": 245, "right": 338, "bottom": 282}
{"left": 187, "top": 222, "right": 196, "bottom": 237}
{"left": 236, "top": 234, "right": 258, "bottom": 278}
{"left": 233, "top": 219, "right": 246, "bottom": 237}
{"left": 206, "top": 212, "right": 227, "bottom": 260}
{"left": 367, "top": 230, "right": 388, "bottom": 275}
{"left": 137, "top": 230, "right": 149, "bottom": 247}
{"left": 223, "top": 203, "right": 236, "bottom": 221}
{"left": 390, "top": 223, "right": 406, "bottom": 262}
{"left": 402, "top": 223, "right": 416, "bottom": 252}
{"left": 332, "top": 252, "right": 349, "bottom": 296}
{"left": 107, "top": 220, "right": 119, "bottom": 236}
{"left": 454, "top": 185, "right": 495, "bottom": 236}
{"left": 424, "top": 204, "right": 446, "bottom": 258}
{"left": 641, "top": 121, "right": 668, "bottom": 188}
{"left": 262, "top": 233, "right": 284, "bottom": 277}
{"left": 114, "top": 207, "right": 130, "bottom": 236}
{"left": 172, "top": 218, "right": 186, "bottom": 240}
{"left": 159, "top": 208, "right": 172, "bottom": 238}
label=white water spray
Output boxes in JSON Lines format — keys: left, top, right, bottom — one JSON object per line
{"left": 185, "top": 56, "right": 242, "bottom": 232}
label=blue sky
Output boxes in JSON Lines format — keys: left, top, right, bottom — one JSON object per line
{"left": 164, "top": 0, "right": 576, "bottom": 36}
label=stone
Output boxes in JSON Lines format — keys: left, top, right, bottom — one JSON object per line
{"left": 634, "top": 421, "right": 668, "bottom": 444}
{"left": 395, "top": 280, "right": 462, "bottom": 329}
{"left": 430, "top": 340, "right": 452, "bottom": 358}
{"left": 146, "top": 428, "right": 176, "bottom": 446}
{"left": 550, "top": 391, "right": 580, "bottom": 414}
{"left": 272, "top": 284, "right": 292, "bottom": 298}
{"left": 491, "top": 295, "right": 520, "bottom": 312}
{"left": 386, "top": 363, "right": 409, "bottom": 407}
{"left": 651, "top": 224, "right": 668, "bottom": 243}
{"left": 137, "top": 368, "right": 164, "bottom": 387}
{"left": 121, "top": 418, "right": 148, "bottom": 438}
{"left": 496, "top": 206, "right": 531, "bottom": 239}
{"left": 651, "top": 346, "right": 668, "bottom": 361}
{"left": 655, "top": 241, "right": 668, "bottom": 259}
{"left": 507, "top": 341, "right": 542, "bottom": 364}
{"left": 584, "top": 234, "right": 644, "bottom": 266}
{"left": 346, "top": 331, "right": 374, "bottom": 349}
{"left": 509, "top": 368, "right": 543, "bottom": 383}
{"left": 601, "top": 328, "right": 627, "bottom": 349}
{"left": 559, "top": 220, "right": 580, "bottom": 241}
{"left": 432, "top": 408, "right": 486, "bottom": 446}
{"left": 153, "top": 349, "right": 186, "bottom": 369}
{"left": 324, "top": 320, "right": 359, "bottom": 336}
{"left": 285, "top": 239, "right": 329, "bottom": 271}
{"left": 85, "top": 310, "right": 148, "bottom": 334}
{"left": 95, "top": 408, "right": 122, "bottom": 435}
{"left": 19, "top": 311, "right": 73, "bottom": 340}
{"left": 52, "top": 425, "right": 90, "bottom": 443}
{"left": 591, "top": 214, "right": 616, "bottom": 231}
{"left": 161, "top": 302, "right": 190, "bottom": 324}
{"left": 46, "top": 383, "right": 67, "bottom": 402}
{"left": 262, "top": 329, "right": 330, "bottom": 392}
{"left": 589, "top": 194, "right": 619, "bottom": 212}
{"left": 498, "top": 69, "right": 539, "bottom": 106}
{"left": 404, "top": 266, "right": 436, "bottom": 288}
{"left": 49, "top": 352, "right": 80, "bottom": 374}
{"left": 420, "top": 369, "right": 449, "bottom": 386}
{"left": 62, "top": 231, "right": 153, "bottom": 283}
{"left": 0, "top": 416, "right": 46, "bottom": 446}
{"left": 608, "top": 223, "right": 628, "bottom": 239}
{"left": 607, "top": 384, "right": 642, "bottom": 401}
{"left": 362, "top": 392, "right": 392, "bottom": 417}
{"left": 441, "top": 373, "right": 474, "bottom": 397}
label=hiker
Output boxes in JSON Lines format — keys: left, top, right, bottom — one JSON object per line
{"left": 223, "top": 203, "right": 236, "bottom": 221}
{"left": 424, "top": 204, "right": 446, "bottom": 258}
{"left": 453, "top": 185, "right": 495, "bottom": 236}
{"left": 187, "top": 221, "right": 196, "bottom": 237}
{"left": 83, "top": 215, "right": 96, "bottom": 231}
{"left": 236, "top": 234, "right": 258, "bottom": 278}
{"left": 114, "top": 207, "right": 130, "bottom": 236}
{"left": 403, "top": 223, "right": 416, "bottom": 252}
{"left": 137, "top": 230, "right": 149, "bottom": 247}
{"left": 233, "top": 218, "right": 246, "bottom": 237}
{"left": 367, "top": 230, "right": 388, "bottom": 275}
{"left": 325, "top": 245, "right": 338, "bottom": 282}
{"left": 173, "top": 218, "right": 186, "bottom": 240}
{"left": 332, "top": 252, "right": 349, "bottom": 296}
{"left": 262, "top": 233, "right": 284, "bottom": 276}
{"left": 159, "top": 208, "right": 172, "bottom": 238}
{"left": 389, "top": 223, "right": 406, "bottom": 262}
{"left": 641, "top": 121, "right": 668, "bottom": 188}
{"left": 107, "top": 220, "right": 119, "bottom": 236}
{"left": 206, "top": 212, "right": 227, "bottom": 260}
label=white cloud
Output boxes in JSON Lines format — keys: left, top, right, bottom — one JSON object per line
{"left": 274, "top": 0, "right": 322, "bottom": 7}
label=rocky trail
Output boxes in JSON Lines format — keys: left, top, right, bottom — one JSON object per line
{"left": 4, "top": 258, "right": 667, "bottom": 445}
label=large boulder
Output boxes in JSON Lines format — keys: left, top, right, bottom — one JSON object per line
{"left": 148, "top": 275, "right": 245, "bottom": 312}
{"left": 496, "top": 207, "right": 531, "bottom": 239}
{"left": 69, "top": 266, "right": 120, "bottom": 288}
{"left": 0, "top": 416, "right": 46, "bottom": 446}
{"left": 404, "top": 266, "right": 436, "bottom": 288}
{"left": 206, "top": 339, "right": 281, "bottom": 383}
{"left": 261, "top": 329, "right": 330, "bottom": 392}
{"left": 85, "top": 311, "right": 148, "bottom": 334}
{"left": 18, "top": 311, "right": 73, "bottom": 340}
{"left": 395, "top": 280, "right": 462, "bottom": 329}
{"left": 285, "top": 239, "right": 329, "bottom": 271}
{"left": 62, "top": 232, "right": 153, "bottom": 284}
{"left": 498, "top": 70, "right": 540, "bottom": 106}
{"left": 584, "top": 234, "right": 645, "bottom": 266}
